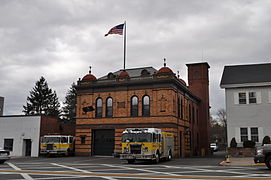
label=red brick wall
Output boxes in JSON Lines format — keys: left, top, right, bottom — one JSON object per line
{"left": 40, "top": 117, "right": 59, "bottom": 136}
{"left": 76, "top": 86, "right": 200, "bottom": 157}
{"left": 40, "top": 116, "right": 75, "bottom": 136}
{"left": 187, "top": 63, "right": 210, "bottom": 155}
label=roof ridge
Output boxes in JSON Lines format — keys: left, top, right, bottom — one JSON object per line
{"left": 225, "top": 62, "right": 271, "bottom": 67}
{"left": 120, "top": 66, "right": 156, "bottom": 71}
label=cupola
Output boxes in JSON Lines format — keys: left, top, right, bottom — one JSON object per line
{"left": 157, "top": 58, "right": 174, "bottom": 75}
{"left": 119, "top": 70, "right": 130, "bottom": 77}
{"left": 82, "top": 66, "right": 97, "bottom": 81}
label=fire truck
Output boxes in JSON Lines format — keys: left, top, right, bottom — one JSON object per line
{"left": 40, "top": 135, "right": 74, "bottom": 156}
{"left": 120, "top": 128, "right": 174, "bottom": 164}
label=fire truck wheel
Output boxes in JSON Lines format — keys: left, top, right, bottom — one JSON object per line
{"left": 154, "top": 153, "right": 160, "bottom": 164}
{"left": 65, "top": 149, "right": 70, "bottom": 156}
{"left": 265, "top": 155, "right": 271, "bottom": 169}
{"left": 127, "top": 159, "right": 135, "bottom": 164}
{"left": 167, "top": 150, "right": 172, "bottom": 161}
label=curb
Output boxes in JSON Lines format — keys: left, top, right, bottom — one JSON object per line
{"left": 219, "top": 160, "right": 265, "bottom": 166}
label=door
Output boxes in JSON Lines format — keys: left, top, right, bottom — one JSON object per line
{"left": 93, "top": 129, "right": 115, "bottom": 156}
{"left": 24, "top": 139, "right": 32, "bottom": 156}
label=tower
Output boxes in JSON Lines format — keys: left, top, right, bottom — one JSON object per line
{"left": 186, "top": 62, "right": 210, "bottom": 155}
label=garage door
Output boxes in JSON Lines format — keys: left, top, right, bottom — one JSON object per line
{"left": 93, "top": 129, "right": 115, "bottom": 156}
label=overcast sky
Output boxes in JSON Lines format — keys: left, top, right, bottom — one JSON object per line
{"left": 1, "top": 0, "right": 271, "bottom": 116}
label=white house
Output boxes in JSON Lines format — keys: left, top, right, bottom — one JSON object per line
{"left": 220, "top": 63, "right": 271, "bottom": 147}
{"left": 0, "top": 115, "right": 41, "bottom": 157}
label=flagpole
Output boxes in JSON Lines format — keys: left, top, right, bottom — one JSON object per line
{"left": 123, "top": 21, "right": 126, "bottom": 71}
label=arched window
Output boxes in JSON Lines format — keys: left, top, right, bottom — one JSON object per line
{"left": 106, "top": 97, "right": 113, "bottom": 117}
{"left": 95, "top": 98, "right": 102, "bottom": 118}
{"left": 177, "top": 97, "right": 180, "bottom": 118}
{"left": 131, "top": 96, "right": 138, "bottom": 117}
{"left": 142, "top": 95, "right": 150, "bottom": 116}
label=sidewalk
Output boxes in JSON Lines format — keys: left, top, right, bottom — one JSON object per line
{"left": 220, "top": 157, "right": 265, "bottom": 166}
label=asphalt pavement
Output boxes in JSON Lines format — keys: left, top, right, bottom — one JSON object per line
{"left": 1, "top": 151, "right": 270, "bottom": 180}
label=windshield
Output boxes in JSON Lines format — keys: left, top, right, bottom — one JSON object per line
{"left": 122, "top": 133, "right": 152, "bottom": 143}
{"left": 41, "top": 137, "right": 67, "bottom": 143}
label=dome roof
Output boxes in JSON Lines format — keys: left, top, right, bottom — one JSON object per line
{"left": 119, "top": 71, "right": 129, "bottom": 77}
{"left": 82, "top": 66, "right": 97, "bottom": 81}
{"left": 82, "top": 74, "right": 97, "bottom": 81}
{"left": 157, "top": 66, "right": 173, "bottom": 74}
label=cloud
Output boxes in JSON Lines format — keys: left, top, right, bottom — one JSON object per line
{"left": 0, "top": 0, "right": 271, "bottom": 116}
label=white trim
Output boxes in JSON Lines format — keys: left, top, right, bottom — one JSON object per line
{"left": 233, "top": 92, "right": 239, "bottom": 105}
{"left": 221, "top": 82, "right": 271, "bottom": 89}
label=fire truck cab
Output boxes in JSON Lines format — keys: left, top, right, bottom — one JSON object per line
{"left": 120, "top": 128, "right": 174, "bottom": 164}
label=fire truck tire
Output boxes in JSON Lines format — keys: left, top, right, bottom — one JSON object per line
{"left": 127, "top": 159, "right": 135, "bottom": 164}
{"left": 65, "top": 149, "right": 70, "bottom": 156}
{"left": 167, "top": 150, "right": 172, "bottom": 161}
{"left": 265, "top": 155, "right": 271, "bottom": 169}
{"left": 154, "top": 153, "right": 160, "bottom": 164}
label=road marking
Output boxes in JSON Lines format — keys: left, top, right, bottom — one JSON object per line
{"left": 102, "top": 163, "right": 180, "bottom": 176}
{"left": 7, "top": 162, "right": 34, "bottom": 180}
{"left": 1, "top": 169, "right": 271, "bottom": 179}
{"left": 162, "top": 165, "right": 253, "bottom": 176}
{"left": 51, "top": 163, "right": 117, "bottom": 180}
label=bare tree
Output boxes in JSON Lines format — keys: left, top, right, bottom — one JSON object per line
{"left": 216, "top": 108, "right": 227, "bottom": 142}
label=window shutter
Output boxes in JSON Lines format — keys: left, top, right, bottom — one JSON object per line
{"left": 234, "top": 92, "right": 239, "bottom": 105}
{"left": 256, "top": 91, "right": 262, "bottom": 104}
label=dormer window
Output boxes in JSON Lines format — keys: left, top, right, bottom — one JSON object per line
{"left": 107, "top": 72, "right": 115, "bottom": 79}
{"left": 141, "top": 69, "right": 150, "bottom": 76}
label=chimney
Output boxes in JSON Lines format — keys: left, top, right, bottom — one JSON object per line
{"left": 186, "top": 62, "right": 210, "bottom": 155}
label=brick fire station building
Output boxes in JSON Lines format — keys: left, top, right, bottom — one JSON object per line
{"left": 75, "top": 62, "right": 210, "bottom": 157}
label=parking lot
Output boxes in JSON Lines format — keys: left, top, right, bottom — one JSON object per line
{"left": 0, "top": 153, "right": 271, "bottom": 180}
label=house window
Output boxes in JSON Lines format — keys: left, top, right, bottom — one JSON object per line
{"left": 249, "top": 92, "right": 257, "bottom": 104}
{"left": 240, "top": 128, "right": 248, "bottom": 142}
{"left": 131, "top": 96, "right": 138, "bottom": 117}
{"left": 80, "top": 135, "right": 86, "bottom": 144}
{"left": 4, "top": 139, "right": 13, "bottom": 151}
{"left": 106, "top": 97, "right": 113, "bottom": 117}
{"left": 251, "top": 127, "right": 259, "bottom": 142}
{"left": 95, "top": 98, "right": 102, "bottom": 118}
{"left": 142, "top": 95, "right": 150, "bottom": 116}
{"left": 238, "top": 92, "right": 247, "bottom": 104}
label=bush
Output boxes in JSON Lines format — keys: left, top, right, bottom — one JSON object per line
{"left": 230, "top": 137, "right": 237, "bottom": 148}
{"left": 243, "top": 140, "right": 255, "bottom": 148}
{"left": 262, "top": 136, "right": 271, "bottom": 146}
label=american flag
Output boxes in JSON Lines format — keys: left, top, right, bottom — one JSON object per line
{"left": 105, "top": 23, "right": 124, "bottom": 36}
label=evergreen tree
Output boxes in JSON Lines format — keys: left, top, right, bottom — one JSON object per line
{"left": 23, "top": 76, "right": 60, "bottom": 117}
{"left": 47, "top": 90, "right": 61, "bottom": 117}
{"left": 62, "top": 83, "right": 77, "bottom": 124}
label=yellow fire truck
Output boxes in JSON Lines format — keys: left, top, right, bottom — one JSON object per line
{"left": 40, "top": 135, "right": 74, "bottom": 156}
{"left": 120, "top": 128, "right": 174, "bottom": 164}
